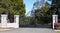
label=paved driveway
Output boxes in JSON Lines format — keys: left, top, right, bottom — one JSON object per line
{"left": 0, "top": 28, "right": 56, "bottom": 33}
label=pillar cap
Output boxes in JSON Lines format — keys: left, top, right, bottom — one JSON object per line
{"left": 14, "top": 15, "right": 19, "bottom": 16}
{"left": 52, "top": 15, "right": 58, "bottom": 16}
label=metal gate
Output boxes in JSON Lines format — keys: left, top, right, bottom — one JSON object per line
{"left": 19, "top": 16, "right": 52, "bottom": 28}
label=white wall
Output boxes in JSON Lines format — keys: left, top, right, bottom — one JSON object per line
{"left": 7, "top": 23, "right": 19, "bottom": 28}
{"left": 0, "top": 14, "right": 19, "bottom": 28}
{"left": 0, "top": 23, "right": 2, "bottom": 27}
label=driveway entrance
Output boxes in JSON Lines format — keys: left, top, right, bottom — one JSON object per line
{"left": 0, "top": 28, "right": 55, "bottom": 33}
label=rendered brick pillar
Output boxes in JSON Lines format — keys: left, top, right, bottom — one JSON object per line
{"left": 14, "top": 15, "right": 19, "bottom": 28}
{"left": 1, "top": 14, "right": 7, "bottom": 28}
{"left": 52, "top": 15, "right": 58, "bottom": 29}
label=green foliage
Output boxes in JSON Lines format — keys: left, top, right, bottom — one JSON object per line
{"left": 36, "top": 2, "right": 51, "bottom": 16}
{"left": 51, "top": 0, "right": 59, "bottom": 14}
{"left": 34, "top": 0, "right": 60, "bottom": 24}
{"left": 34, "top": 2, "right": 51, "bottom": 24}
{"left": 0, "top": 0, "right": 25, "bottom": 16}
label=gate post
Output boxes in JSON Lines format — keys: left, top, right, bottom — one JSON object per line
{"left": 1, "top": 14, "right": 7, "bottom": 28}
{"left": 52, "top": 15, "right": 58, "bottom": 29}
{"left": 14, "top": 15, "right": 19, "bottom": 28}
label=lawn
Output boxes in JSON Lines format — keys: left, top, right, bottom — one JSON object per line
{"left": 56, "top": 31, "right": 60, "bottom": 33}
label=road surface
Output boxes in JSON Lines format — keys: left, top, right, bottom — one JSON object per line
{"left": 0, "top": 28, "right": 56, "bottom": 33}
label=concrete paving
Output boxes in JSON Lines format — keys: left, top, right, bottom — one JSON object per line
{"left": 0, "top": 28, "right": 56, "bottom": 33}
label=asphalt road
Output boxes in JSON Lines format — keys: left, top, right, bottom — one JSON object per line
{"left": 0, "top": 28, "right": 56, "bottom": 33}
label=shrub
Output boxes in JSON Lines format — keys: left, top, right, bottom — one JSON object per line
{"left": 54, "top": 22, "right": 60, "bottom": 29}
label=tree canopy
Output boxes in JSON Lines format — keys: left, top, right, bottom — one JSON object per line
{"left": 35, "top": 2, "right": 51, "bottom": 17}
{"left": 0, "top": 0, "right": 25, "bottom": 16}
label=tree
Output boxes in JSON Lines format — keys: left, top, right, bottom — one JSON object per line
{"left": 51, "top": 0, "right": 58, "bottom": 14}
{"left": 51, "top": 0, "right": 60, "bottom": 22}
{"left": 36, "top": 2, "right": 51, "bottom": 16}
{"left": 34, "top": 0, "right": 60, "bottom": 24}
{"left": 0, "top": 0, "right": 25, "bottom": 16}
{"left": 35, "top": 2, "right": 51, "bottom": 24}
{"left": 30, "top": 1, "right": 51, "bottom": 24}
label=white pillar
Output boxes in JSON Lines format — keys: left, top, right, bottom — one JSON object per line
{"left": 52, "top": 15, "right": 58, "bottom": 29}
{"left": 1, "top": 14, "right": 7, "bottom": 28}
{"left": 14, "top": 15, "right": 19, "bottom": 28}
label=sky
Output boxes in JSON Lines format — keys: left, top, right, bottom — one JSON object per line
{"left": 23, "top": 0, "right": 36, "bottom": 16}
{"left": 23, "top": 0, "right": 51, "bottom": 16}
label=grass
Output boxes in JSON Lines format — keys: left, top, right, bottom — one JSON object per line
{"left": 56, "top": 31, "right": 60, "bottom": 33}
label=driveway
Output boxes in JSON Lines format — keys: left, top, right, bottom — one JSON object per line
{"left": 0, "top": 28, "right": 56, "bottom": 33}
